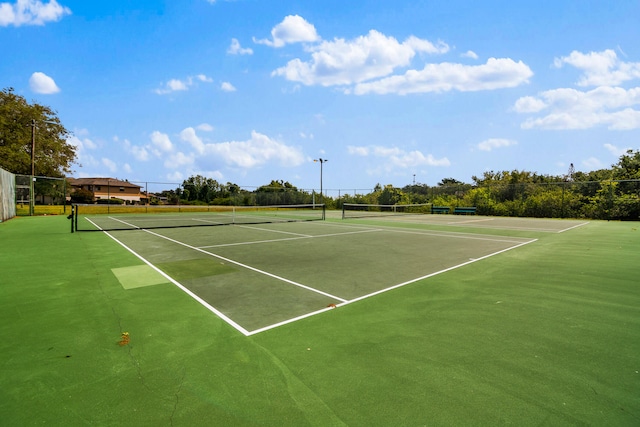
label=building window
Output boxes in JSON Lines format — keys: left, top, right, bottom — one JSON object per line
{"left": 119, "top": 187, "right": 125, "bottom": 192}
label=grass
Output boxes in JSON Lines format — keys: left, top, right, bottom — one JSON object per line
{"left": 1, "top": 214, "right": 639, "bottom": 425}
{"left": 15, "top": 204, "right": 71, "bottom": 216}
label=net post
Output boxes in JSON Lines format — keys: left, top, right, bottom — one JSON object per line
{"left": 342, "top": 203, "right": 345, "bottom": 220}
{"left": 74, "top": 204, "right": 78, "bottom": 232}
{"left": 322, "top": 203, "right": 326, "bottom": 220}
{"left": 69, "top": 204, "right": 75, "bottom": 233}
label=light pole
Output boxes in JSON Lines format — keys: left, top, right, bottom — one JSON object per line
{"left": 313, "top": 158, "right": 328, "bottom": 202}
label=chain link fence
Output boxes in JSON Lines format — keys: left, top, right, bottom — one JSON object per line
{"left": 10, "top": 175, "right": 640, "bottom": 221}
{"left": 15, "top": 174, "right": 69, "bottom": 216}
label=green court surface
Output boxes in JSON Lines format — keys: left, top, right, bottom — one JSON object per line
{"left": 1, "top": 213, "right": 639, "bottom": 425}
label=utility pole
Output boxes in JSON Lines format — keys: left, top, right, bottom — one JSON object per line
{"left": 30, "top": 119, "right": 36, "bottom": 216}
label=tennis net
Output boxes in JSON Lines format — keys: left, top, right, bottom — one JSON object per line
{"left": 342, "top": 203, "right": 431, "bottom": 219}
{"left": 73, "top": 203, "right": 325, "bottom": 232}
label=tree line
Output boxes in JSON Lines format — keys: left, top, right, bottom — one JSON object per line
{"left": 343, "top": 150, "right": 639, "bottom": 220}
{"left": 168, "top": 150, "right": 639, "bottom": 221}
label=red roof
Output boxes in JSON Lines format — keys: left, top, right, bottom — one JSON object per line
{"left": 68, "top": 177, "right": 142, "bottom": 189}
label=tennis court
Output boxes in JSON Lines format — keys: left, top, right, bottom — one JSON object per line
{"left": 2, "top": 212, "right": 639, "bottom": 426}
{"left": 83, "top": 207, "right": 587, "bottom": 335}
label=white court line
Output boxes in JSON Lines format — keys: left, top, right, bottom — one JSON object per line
{"left": 142, "top": 229, "right": 348, "bottom": 303}
{"left": 347, "top": 215, "right": 580, "bottom": 233}
{"left": 200, "top": 235, "right": 309, "bottom": 249}
{"left": 236, "top": 224, "right": 313, "bottom": 237}
{"left": 198, "top": 228, "right": 382, "bottom": 249}
{"left": 448, "top": 218, "right": 495, "bottom": 225}
{"left": 382, "top": 227, "right": 529, "bottom": 244}
{"left": 314, "top": 220, "right": 531, "bottom": 244}
{"left": 318, "top": 220, "right": 535, "bottom": 242}
{"left": 108, "top": 216, "right": 141, "bottom": 229}
{"left": 557, "top": 222, "right": 589, "bottom": 233}
{"left": 107, "top": 215, "right": 229, "bottom": 228}
{"left": 193, "top": 218, "right": 229, "bottom": 225}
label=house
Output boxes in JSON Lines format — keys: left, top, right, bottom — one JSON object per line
{"left": 68, "top": 177, "right": 143, "bottom": 204}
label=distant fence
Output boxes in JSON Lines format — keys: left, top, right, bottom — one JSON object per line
{"left": 11, "top": 175, "right": 639, "bottom": 220}
{"left": 0, "top": 167, "right": 16, "bottom": 222}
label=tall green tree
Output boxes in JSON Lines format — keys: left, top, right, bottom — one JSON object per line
{"left": 613, "top": 149, "right": 640, "bottom": 180}
{"left": 0, "top": 88, "right": 75, "bottom": 177}
{"left": 377, "top": 185, "right": 409, "bottom": 205}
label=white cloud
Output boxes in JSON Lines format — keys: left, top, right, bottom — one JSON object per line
{"left": 196, "top": 123, "right": 214, "bottom": 132}
{"left": 127, "top": 142, "right": 149, "bottom": 162}
{"left": 517, "top": 86, "right": 640, "bottom": 130}
{"left": 554, "top": 49, "right": 640, "bottom": 87}
{"left": 166, "top": 171, "right": 184, "bottom": 182}
{"left": 348, "top": 144, "right": 450, "bottom": 168}
{"left": 123, "top": 163, "right": 132, "bottom": 173}
{"left": 267, "top": 19, "right": 531, "bottom": 96}
{"left": 254, "top": 15, "right": 319, "bottom": 48}
{"left": 582, "top": 157, "right": 603, "bottom": 169}
{"left": 67, "top": 135, "right": 96, "bottom": 151}
{"left": 352, "top": 57, "right": 533, "bottom": 95}
{"left": 477, "top": 138, "right": 517, "bottom": 151}
{"left": 207, "top": 131, "right": 305, "bottom": 168}
{"left": 391, "top": 150, "right": 450, "bottom": 168}
{"left": 155, "top": 79, "right": 188, "bottom": 94}
{"left": 513, "top": 96, "right": 547, "bottom": 113}
{"left": 168, "top": 128, "right": 305, "bottom": 170}
{"left": 150, "top": 131, "right": 173, "bottom": 152}
{"left": 461, "top": 50, "right": 478, "bottom": 59}
{"left": 220, "top": 81, "right": 236, "bottom": 92}
{"left": 164, "top": 151, "right": 195, "bottom": 169}
{"left": 404, "top": 36, "right": 450, "bottom": 55}
{"left": 29, "top": 71, "right": 60, "bottom": 94}
{"left": 0, "top": 0, "right": 71, "bottom": 27}
{"left": 604, "top": 143, "right": 631, "bottom": 157}
{"left": 179, "top": 127, "right": 205, "bottom": 154}
{"left": 347, "top": 146, "right": 370, "bottom": 156}
{"left": 101, "top": 157, "right": 117, "bottom": 173}
{"left": 227, "top": 38, "right": 253, "bottom": 55}
{"left": 154, "top": 74, "right": 213, "bottom": 94}
{"left": 195, "top": 74, "right": 213, "bottom": 83}
{"left": 273, "top": 29, "right": 449, "bottom": 87}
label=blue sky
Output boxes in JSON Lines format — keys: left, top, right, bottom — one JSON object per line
{"left": 2, "top": 0, "right": 640, "bottom": 194}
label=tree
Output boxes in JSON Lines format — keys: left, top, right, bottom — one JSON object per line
{"left": 181, "top": 175, "right": 226, "bottom": 203}
{"left": 613, "top": 149, "right": 640, "bottom": 180}
{"left": 377, "top": 185, "right": 408, "bottom": 205}
{"left": 255, "top": 180, "right": 310, "bottom": 205}
{"left": 0, "top": 88, "right": 76, "bottom": 177}
{"left": 438, "top": 177, "right": 463, "bottom": 186}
